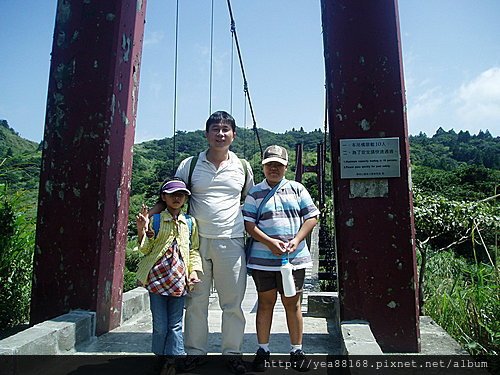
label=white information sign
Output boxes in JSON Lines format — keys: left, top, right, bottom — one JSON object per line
{"left": 340, "top": 137, "right": 401, "bottom": 179}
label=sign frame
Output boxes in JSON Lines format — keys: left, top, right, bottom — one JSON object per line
{"left": 340, "top": 137, "right": 401, "bottom": 179}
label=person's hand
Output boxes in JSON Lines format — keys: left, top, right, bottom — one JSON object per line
{"left": 188, "top": 271, "right": 201, "bottom": 288}
{"left": 285, "top": 238, "right": 299, "bottom": 253}
{"left": 136, "top": 204, "right": 150, "bottom": 234}
{"left": 268, "top": 239, "right": 288, "bottom": 257}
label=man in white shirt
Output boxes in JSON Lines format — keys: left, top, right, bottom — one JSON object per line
{"left": 173, "top": 111, "right": 253, "bottom": 373}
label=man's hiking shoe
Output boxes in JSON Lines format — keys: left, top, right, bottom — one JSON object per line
{"left": 226, "top": 356, "right": 246, "bottom": 374}
{"left": 290, "top": 349, "right": 310, "bottom": 372}
{"left": 252, "top": 348, "right": 270, "bottom": 372}
{"left": 160, "top": 361, "right": 176, "bottom": 375}
{"left": 177, "top": 355, "right": 206, "bottom": 372}
{"left": 149, "top": 356, "right": 165, "bottom": 375}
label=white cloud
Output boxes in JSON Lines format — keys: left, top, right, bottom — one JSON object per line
{"left": 408, "top": 86, "right": 447, "bottom": 121}
{"left": 456, "top": 67, "right": 500, "bottom": 128}
{"left": 148, "top": 82, "right": 163, "bottom": 99}
{"left": 144, "top": 31, "right": 165, "bottom": 46}
{"left": 406, "top": 68, "right": 500, "bottom": 136}
{"left": 406, "top": 86, "right": 451, "bottom": 135}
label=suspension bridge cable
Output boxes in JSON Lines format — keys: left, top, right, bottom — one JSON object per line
{"left": 230, "top": 25, "right": 234, "bottom": 114}
{"left": 208, "top": 0, "right": 215, "bottom": 115}
{"left": 324, "top": 84, "right": 328, "bottom": 173}
{"left": 243, "top": 92, "right": 247, "bottom": 159}
{"left": 172, "top": 0, "right": 180, "bottom": 175}
{"left": 226, "top": 0, "right": 263, "bottom": 157}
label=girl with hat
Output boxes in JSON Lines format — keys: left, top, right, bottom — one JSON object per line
{"left": 136, "top": 178, "right": 203, "bottom": 374}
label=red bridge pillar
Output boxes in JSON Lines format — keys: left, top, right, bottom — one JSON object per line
{"left": 321, "top": 0, "right": 420, "bottom": 352}
{"left": 30, "top": 0, "right": 147, "bottom": 335}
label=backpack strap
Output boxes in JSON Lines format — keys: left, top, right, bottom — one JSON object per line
{"left": 153, "top": 213, "right": 193, "bottom": 243}
{"left": 240, "top": 158, "right": 249, "bottom": 193}
{"left": 187, "top": 156, "right": 198, "bottom": 190}
{"left": 255, "top": 179, "right": 288, "bottom": 225}
{"left": 184, "top": 213, "right": 194, "bottom": 248}
{"left": 152, "top": 213, "right": 161, "bottom": 238}
{"left": 188, "top": 153, "right": 248, "bottom": 195}
{"left": 184, "top": 213, "right": 193, "bottom": 237}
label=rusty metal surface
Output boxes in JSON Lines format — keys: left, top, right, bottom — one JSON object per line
{"left": 30, "top": 0, "right": 147, "bottom": 335}
{"left": 321, "top": 0, "right": 420, "bottom": 352}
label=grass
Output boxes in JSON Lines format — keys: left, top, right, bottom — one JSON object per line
{"left": 422, "top": 250, "right": 499, "bottom": 356}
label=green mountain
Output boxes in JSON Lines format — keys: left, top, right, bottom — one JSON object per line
{"left": 409, "top": 127, "right": 499, "bottom": 170}
{"left": 1, "top": 119, "right": 498, "bottom": 201}
{"left": 0, "top": 120, "right": 41, "bottom": 191}
{"left": 0, "top": 120, "right": 39, "bottom": 157}
{"left": 408, "top": 128, "right": 500, "bottom": 200}
{"left": 129, "top": 127, "right": 326, "bottom": 196}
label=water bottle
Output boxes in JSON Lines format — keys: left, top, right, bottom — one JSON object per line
{"left": 280, "top": 256, "right": 296, "bottom": 297}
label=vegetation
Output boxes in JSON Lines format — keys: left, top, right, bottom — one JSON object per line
{"left": 0, "top": 119, "right": 498, "bottom": 356}
{"left": 413, "top": 190, "right": 499, "bottom": 355}
{"left": 408, "top": 130, "right": 499, "bottom": 356}
{"left": 0, "top": 121, "right": 39, "bottom": 335}
{"left": 410, "top": 127, "right": 499, "bottom": 170}
{"left": 0, "top": 120, "right": 41, "bottom": 192}
{"left": 423, "top": 249, "right": 498, "bottom": 355}
{"left": 0, "top": 186, "right": 36, "bottom": 332}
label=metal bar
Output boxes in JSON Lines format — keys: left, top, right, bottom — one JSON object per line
{"left": 294, "top": 143, "right": 304, "bottom": 182}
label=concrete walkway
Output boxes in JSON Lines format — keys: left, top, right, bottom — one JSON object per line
{"left": 77, "top": 274, "right": 341, "bottom": 357}
{"left": 76, "top": 226, "right": 340, "bottom": 357}
{"left": 58, "top": 238, "right": 341, "bottom": 374}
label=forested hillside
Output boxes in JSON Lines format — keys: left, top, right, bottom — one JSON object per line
{"left": 1, "top": 120, "right": 498, "bottom": 200}
{"left": 0, "top": 120, "right": 39, "bottom": 156}
{"left": 1, "top": 119, "right": 498, "bottom": 201}
{"left": 410, "top": 127, "right": 499, "bottom": 170}
{"left": 130, "top": 127, "right": 325, "bottom": 196}
{"left": 409, "top": 128, "right": 499, "bottom": 201}
{"left": 0, "top": 120, "right": 41, "bottom": 192}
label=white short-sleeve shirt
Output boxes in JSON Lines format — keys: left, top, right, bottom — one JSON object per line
{"left": 176, "top": 150, "right": 253, "bottom": 239}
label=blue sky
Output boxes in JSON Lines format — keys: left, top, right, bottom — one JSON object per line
{"left": 1, "top": 0, "right": 499, "bottom": 143}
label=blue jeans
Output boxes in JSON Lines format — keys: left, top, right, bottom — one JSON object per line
{"left": 149, "top": 292, "right": 186, "bottom": 356}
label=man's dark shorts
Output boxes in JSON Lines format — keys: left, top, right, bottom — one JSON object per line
{"left": 251, "top": 268, "right": 306, "bottom": 295}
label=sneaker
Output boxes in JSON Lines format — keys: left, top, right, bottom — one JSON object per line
{"left": 226, "top": 356, "right": 246, "bottom": 374}
{"left": 252, "top": 348, "right": 270, "bottom": 372}
{"left": 289, "top": 349, "right": 310, "bottom": 372}
{"left": 149, "top": 356, "right": 165, "bottom": 375}
{"left": 177, "top": 355, "right": 206, "bottom": 372}
{"left": 160, "top": 361, "right": 176, "bottom": 375}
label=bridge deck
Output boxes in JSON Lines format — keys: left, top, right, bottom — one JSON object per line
{"left": 78, "top": 227, "right": 341, "bottom": 356}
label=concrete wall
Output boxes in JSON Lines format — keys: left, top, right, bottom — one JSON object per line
{"left": 1, "top": 288, "right": 467, "bottom": 357}
{"left": 0, "top": 287, "right": 149, "bottom": 355}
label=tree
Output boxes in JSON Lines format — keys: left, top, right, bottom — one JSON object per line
{"left": 0, "top": 187, "right": 36, "bottom": 330}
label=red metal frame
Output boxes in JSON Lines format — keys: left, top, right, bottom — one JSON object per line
{"left": 321, "top": 0, "right": 420, "bottom": 352}
{"left": 30, "top": 0, "right": 147, "bottom": 335}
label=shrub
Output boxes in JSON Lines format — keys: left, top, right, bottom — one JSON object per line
{"left": 0, "top": 187, "right": 36, "bottom": 330}
{"left": 413, "top": 189, "right": 498, "bottom": 262}
{"left": 423, "top": 250, "right": 499, "bottom": 355}
{"left": 123, "top": 238, "right": 142, "bottom": 292}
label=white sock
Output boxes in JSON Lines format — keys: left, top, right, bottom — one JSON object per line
{"left": 258, "top": 343, "right": 270, "bottom": 353}
{"left": 290, "top": 344, "right": 302, "bottom": 353}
